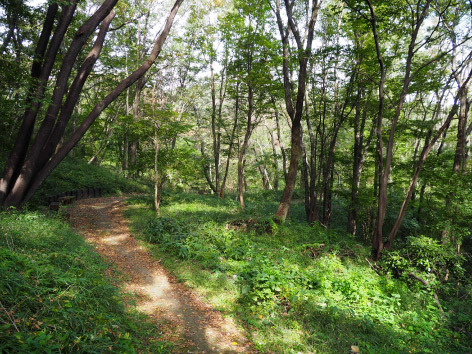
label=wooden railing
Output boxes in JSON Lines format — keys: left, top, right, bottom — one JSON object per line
{"left": 48, "top": 188, "right": 103, "bottom": 210}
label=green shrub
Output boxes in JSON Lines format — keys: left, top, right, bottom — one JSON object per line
{"left": 380, "top": 235, "right": 465, "bottom": 285}
{"left": 144, "top": 216, "right": 189, "bottom": 244}
{"left": 237, "top": 255, "right": 319, "bottom": 310}
{"left": 144, "top": 216, "right": 223, "bottom": 268}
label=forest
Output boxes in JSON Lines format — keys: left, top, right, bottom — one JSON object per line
{"left": 1, "top": 0, "right": 472, "bottom": 353}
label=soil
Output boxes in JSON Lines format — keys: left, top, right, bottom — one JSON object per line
{"left": 68, "top": 196, "right": 255, "bottom": 354}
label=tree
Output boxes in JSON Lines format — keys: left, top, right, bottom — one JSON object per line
{"left": 270, "top": 0, "right": 322, "bottom": 221}
{"left": 0, "top": 0, "right": 184, "bottom": 208}
{"left": 301, "top": 2, "right": 359, "bottom": 226}
{"left": 345, "top": 0, "right": 471, "bottom": 259}
{"left": 221, "top": 0, "right": 275, "bottom": 209}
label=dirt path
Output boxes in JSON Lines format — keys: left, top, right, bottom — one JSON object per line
{"left": 68, "top": 196, "right": 254, "bottom": 354}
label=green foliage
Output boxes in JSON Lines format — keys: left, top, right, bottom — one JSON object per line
{"left": 418, "top": 157, "right": 472, "bottom": 247}
{"left": 380, "top": 236, "right": 464, "bottom": 283}
{"left": 144, "top": 216, "right": 226, "bottom": 269}
{"left": 127, "top": 192, "right": 472, "bottom": 354}
{"left": 378, "top": 235, "right": 472, "bottom": 342}
{"left": 29, "top": 157, "right": 151, "bottom": 206}
{"left": 0, "top": 210, "right": 172, "bottom": 353}
{"left": 238, "top": 255, "right": 318, "bottom": 310}
{"left": 144, "top": 216, "right": 195, "bottom": 259}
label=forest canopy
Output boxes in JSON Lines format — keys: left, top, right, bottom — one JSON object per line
{"left": 1, "top": 0, "right": 471, "bottom": 257}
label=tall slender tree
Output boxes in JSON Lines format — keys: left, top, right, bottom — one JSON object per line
{"left": 270, "top": 0, "right": 322, "bottom": 221}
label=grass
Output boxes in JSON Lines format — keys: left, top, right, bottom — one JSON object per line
{"left": 29, "top": 157, "right": 151, "bottom": 207}
{"left": 125, "top": 191, "right": 472, "bottom": 354}
{"left": 0, "top": 209, "right": 173, "bottom": 353}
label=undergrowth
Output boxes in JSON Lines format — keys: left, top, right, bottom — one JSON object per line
{"left": 0, "top": 210, "right": 172, "bottom": 353}
{"left": 29, "top": 157, "right": 151, "bottom": 207}
{"left": 125, "top": 192, "right": 472, "bottom": 354}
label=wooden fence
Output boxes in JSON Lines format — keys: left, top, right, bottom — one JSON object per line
{"left": 48, "top": 188, "right": 103, "bottom": 210}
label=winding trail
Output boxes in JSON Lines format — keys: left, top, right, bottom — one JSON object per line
{"left": 68, "top": 196, "right": 254, "bottom": 354}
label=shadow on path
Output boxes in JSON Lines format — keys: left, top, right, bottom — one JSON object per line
{"left": 69, "top": 197, "right": 254, "bottom": 354}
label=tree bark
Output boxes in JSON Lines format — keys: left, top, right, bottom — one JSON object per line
{"left": 365, "top": 0, "right": 388, "bottom": 259}
{"left": 154, "top": 126, "right": 166, "bottom": 214}
{"left": 348, "top": 85, "right": 374, "bottom": 234}
{"left": 272, "top": 0, "right": 321, "bottom": 221}
{"left": 4, "top": 0, "right": 117, "bottom": 206}
{"left": 453, "top": 81, "right": 469, "bottom": 172}
{"left": 0, "top": 3, "right": 59, "bottom": 203}
{"left": 2, "top": 0, "right": 184, "bottom": 207}
{"left": 210, "top": 61, "right": 220, "bottom": 194}
{"left": 273, "top": 97, "right": 287, "bottom": 182}
{"left": 238, "top": 84, "right": 254, "bottom": 211}
{"left": 367, "top": 0, "right": 433, "bottom": 260}
{"left": 194, "top": 106, "right": 216, "bottom": 193}
{"left": 266, "top": 124, "right": 279, "bottom": 190}
{"left": 220, "top": 83, "right": 239, "bottom": 198}
{"left": 130, "top": 13, "right": 151, "bottom": 172}
{"left": 254, "top": 141, "right": 272, "bottom": 190}
{"left": 385, "top": 67, "right": 472, "bottom": 250}
{"left": 130, "top": 77, "right": 146, "bottom": 170}
{"left": 348, "top": 87, "right": 364, "bottom": 234}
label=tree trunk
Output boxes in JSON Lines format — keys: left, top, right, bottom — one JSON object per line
{"left": 348, "top": 87, "right": 374, "bottom": 235}
{"left": 220, "top": 83, "right": 239, "bottom": 198}
{"left": 154, "top": 126, "right": 166, "bottom": 214}
{"left": 384, "top": 74, "right": 471, "bottom": 248}
{"left": 130, "top": 77, "right": 145, "bottom": 171}
{"left": 348, "top": 88, "right": 363, "bottom": 234}
{"left": 257, "top": 140, "right": 272, "bottom": 189}
{"left": 4, "top": 5, "right": 115, "bottom": 206}
{"left": 368, "top": 0, "right": 433, "bottom": 259}
{"left": 1, "top": 0, "right": 184, "bottom": 207}
{"left": 276, "top": 121, "right": 302, "bottom": 219}
{"left": 210, "top": 61, "right": 221, "bottom": 195}
{"left": 453, "top": 83, "right": 469, "bottom": 172}
{"left": 273, "top": 0, "right": 320, "bottom": 222}
{"left": 238, "top": 84, "right": 253, "bottom": 211}
{"left": 0, "top": 3, "right": 60, "bottom": 203}
{"left": 267, "top": 125, "right": 280, "bottom": 191}
{"left": 273, "top": 98, "right": 287, "bottom": 183}
{"left": 254, "top": 143, "right": 272, "bottom": 190}
{"left": 302, "top": 130, "right": 311, "bottom": 218}
{"left": 129, "top": 13, "right": 150, "bottom": 172}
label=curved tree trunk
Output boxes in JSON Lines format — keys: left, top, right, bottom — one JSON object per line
{"left": 1, "top": 0, "right": 184, "bottom": 208}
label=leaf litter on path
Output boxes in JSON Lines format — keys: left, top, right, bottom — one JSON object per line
{"left": 68, "top": 196, "right": 256, "bottom": 354}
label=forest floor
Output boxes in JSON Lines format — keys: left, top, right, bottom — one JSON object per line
{"left": 68, "top": 196, "right": 255, "bottom": 354}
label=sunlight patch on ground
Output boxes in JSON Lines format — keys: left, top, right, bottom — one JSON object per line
{"left": 102, "top": 233, "right": 129, "bottom": 245}
{"left": 71, "top": 197, "right": 254, "bottom": 353}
